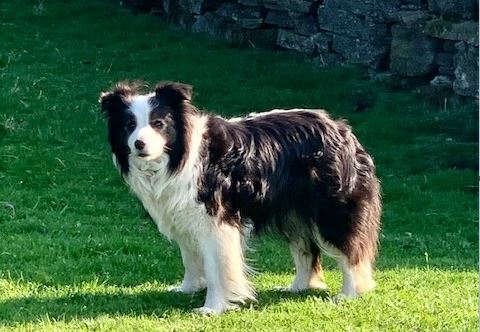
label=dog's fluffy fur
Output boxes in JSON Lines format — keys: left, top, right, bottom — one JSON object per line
{"left": 99, "top": 81, "right": 382, "bottom": 314}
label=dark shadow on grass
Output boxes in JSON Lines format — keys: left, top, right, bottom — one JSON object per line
{"left": 254, "top": 288, "right": 331, "bottom": 309}
{"left": 0, "top": 288, "right": 332, "bottom": 324}
{"left": 0, "top": 290, "right": 196, "bottom": 324}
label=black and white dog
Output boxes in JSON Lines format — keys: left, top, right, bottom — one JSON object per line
{"left": 99, "top": 81, "right": 381, "bottom": 314}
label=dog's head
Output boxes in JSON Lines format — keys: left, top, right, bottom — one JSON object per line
{"left": 99, "top": 81, "right": 193, "bottom": 174}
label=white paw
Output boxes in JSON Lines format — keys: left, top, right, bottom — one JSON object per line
{"left": 332, "top": 292, "right": 356, "bottom": 304}
{"left": 274, "top": 286, "right": 300, "bottom": 293}
{"left": 167, "top": 285, "right": 183, "bottom": 292}
{"left": 166, "top": 285, "right": 204, "bottom": 294}
{"left": 193, "top": 306, "right": 220, "bottom": 315}
{"left": 309, "top": 281, "right": 328, "bottom": 291}
{"left": 332, "top": 293, "right": 346, "bottom": 304}
{"left": 274, "top": 283, "right": 328, "bottom": 293}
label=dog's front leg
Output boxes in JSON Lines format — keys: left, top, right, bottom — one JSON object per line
{"left": 194, "top": 223, "right": 255, "bottom": 315}
{"left": 168, "top": 242, "right": 206, "bottom": 293}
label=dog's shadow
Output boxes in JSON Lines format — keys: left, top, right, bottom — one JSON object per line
{"left": 254, "top": 288, "right": 331, "bottom": 308}
{"left": 0, "top": 288, "right": 331, "bottom": 324}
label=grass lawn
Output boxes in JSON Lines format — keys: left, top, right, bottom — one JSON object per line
{"left": 0, "top": 0, "right": 478, "bottom": 330}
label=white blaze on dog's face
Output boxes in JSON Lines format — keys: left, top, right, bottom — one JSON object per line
{"left": 127, "top": 94, "right": 173, "bottom": 161}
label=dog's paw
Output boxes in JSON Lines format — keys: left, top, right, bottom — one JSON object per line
{"left": 274, "top": 282, "right": 328, "bottom": 293}
{"left": 309, "top": 281, "right": 328, "bottom": 291}
{"left": 273, "top": 286, "right": 297, "bottom": 292}
{"left": 274, "top": 286, "right": 312, "bottom": 293}
{"left": 167, "top": 284, "right": 204, "bottom": 294}
{"left": 332, "top": 293, "right": 356, "bottom": 304}
{"left": 193, "top": 306, "right": 220, "bottom": 316}
{"left": 167, "top": 285, "right": 185, "bottom": 293}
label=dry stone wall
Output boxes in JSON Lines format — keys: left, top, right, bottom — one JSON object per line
{"left": 123, "top": 0, "right": 479, "bottom": 98}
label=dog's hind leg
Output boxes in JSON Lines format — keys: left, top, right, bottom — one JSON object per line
{"left": 315, "top": 232, "right": 377, "bottom": 299}
{"left": 286, "top": 239, "right": 327, "bottom": 292}
{"left": 333, "top": 256, "right": 375, "bottom": 299}
{"left": 194, "top": 222, "right": 255, "bottom": 315}
{"left": 337, "top": 198, "right": 380, "bottom": 298}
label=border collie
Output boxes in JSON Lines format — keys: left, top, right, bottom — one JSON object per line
{"left": 99, "top": 81, "right": 381, "bottom": 315}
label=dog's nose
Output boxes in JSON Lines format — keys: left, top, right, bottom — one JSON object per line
{"left": 134, "top": 140, "right": 145, "bottom": 150}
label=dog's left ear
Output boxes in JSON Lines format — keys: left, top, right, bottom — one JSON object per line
{"left": 155, "top": 82, "right": 193, "bottom": 106}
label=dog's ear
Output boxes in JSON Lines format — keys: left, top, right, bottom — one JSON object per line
{"left": 99, "top": 90, "right": 122, "bottom": 116}
{"left": 99, "top": 82, "right": 139, "bottom": 116}
{"left": 154, "top": 82, "right": 192, "bottom": 106}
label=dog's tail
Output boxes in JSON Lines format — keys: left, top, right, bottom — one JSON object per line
{"left": 315, "top": 117, "right": 376, "bottom": 200}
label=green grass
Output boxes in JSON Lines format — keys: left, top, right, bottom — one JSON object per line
{"left": 0, "top": 0, "right": 478, "bottom": 331}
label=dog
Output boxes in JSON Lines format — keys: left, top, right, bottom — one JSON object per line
{"left": 99, "top": 81, "right": 381, "bottom": 314}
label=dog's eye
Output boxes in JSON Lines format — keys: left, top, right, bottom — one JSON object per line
{"left": 125, "top": 120, "right": 136, "bottom": 131}
{"left": 152, "top": 119, "right": 165, "bottom": 129}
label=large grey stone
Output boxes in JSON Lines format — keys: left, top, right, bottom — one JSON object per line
{"left": 453, "top": 42, "right": 479, "bottom": 97}
{"left": 195, "top": 6, "right": 276, "bottom": 47}
{"left": 277, "top": 29, "right": 315, "bottom": 54}
{"left": 318, "top": 4, "right": 389, "bottom": 42}
{"left": 390, "top": 24, "right": 438, "bottom": 76}
{"left": 424, "top": 19, "right": 479, "bottom": 46}
{"left": 318, "top": 3, "right": 389, "bottom": 67}
{"left": 318, "top": 4, "right": 363, "bottom": 37}
{"left": 192, "top": 12, "right": 243, "bottom": 41}
{"left": 332, "top": 34, "right": 388, "bottom": 68}
{"left": 427, "top": 0, "right": 475, "bottom": 19}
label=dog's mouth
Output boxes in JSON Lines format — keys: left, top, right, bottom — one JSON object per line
{"left": 137, "top": 152, "right": 149, "bottom": 158}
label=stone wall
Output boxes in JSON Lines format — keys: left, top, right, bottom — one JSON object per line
{"left": 123, "top": 0, "right": 479, "bottom": 98}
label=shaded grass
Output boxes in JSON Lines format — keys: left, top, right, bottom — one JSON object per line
{"left": 0, "top": 0, "right": 478, "bottom": 331}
